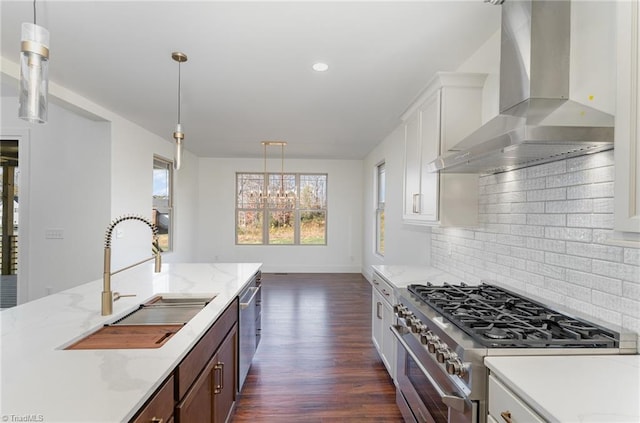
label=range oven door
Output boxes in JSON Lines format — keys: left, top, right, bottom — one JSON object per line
{"left": 391, "top": 325, "right": 477, "bottom": 423}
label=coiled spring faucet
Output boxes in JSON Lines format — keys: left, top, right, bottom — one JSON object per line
{"left": 102, "top": 214, "right": 162, "bottom": 315}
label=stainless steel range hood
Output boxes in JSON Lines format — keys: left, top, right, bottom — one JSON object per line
{"left": 428, "top": 0, "right": 614, "bottom": 175}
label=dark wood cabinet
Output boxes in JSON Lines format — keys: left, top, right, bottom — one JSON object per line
{"left": 175, "top": 323, "right": 237, "bottom": 423}
{"left": 132, "top": 374, "right": 175, "bottom": 423}
{"left": 131, "top": 299, "right": 239, "bottom": 423}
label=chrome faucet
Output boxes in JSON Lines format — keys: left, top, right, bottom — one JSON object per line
{"left": 102, "top": 214, "right": 162, "bottom": 315}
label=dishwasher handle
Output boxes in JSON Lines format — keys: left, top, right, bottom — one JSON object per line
{"left": 240, "top": 286, "right": 261, "bottom": 309}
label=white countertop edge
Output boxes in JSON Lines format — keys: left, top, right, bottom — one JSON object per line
{"left": 0, "top": 262, "right": 262, "bottom": 422}
{"left": 485, "top": 355, "right": 640, "bottom": 423}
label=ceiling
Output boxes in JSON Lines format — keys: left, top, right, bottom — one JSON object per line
{"left": 0, "top": 1, "right": 500, "bottom": 160}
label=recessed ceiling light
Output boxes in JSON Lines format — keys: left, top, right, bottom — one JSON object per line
{"left": 312, "top": 62, "right": 329, "bottom": 72}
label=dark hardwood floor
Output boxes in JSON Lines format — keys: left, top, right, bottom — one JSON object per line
{"left": 231, "top": 273, "right": 403, "bottom": 423}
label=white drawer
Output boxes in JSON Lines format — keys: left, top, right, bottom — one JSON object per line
{"left": 371, "top": 272, "right": 395, "bottom": 304}
{"left": 488, "top": 375, "right": 545, "bottom": 423}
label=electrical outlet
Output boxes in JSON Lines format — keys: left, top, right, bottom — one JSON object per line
{"left": 447, "top": 242, "right": 453, "bottom": 257}
{"left": 116, "top": 228, "right": 124, "bottom": 239}
{"left": 45, "top": 229, "right": 64, "bottom": 239}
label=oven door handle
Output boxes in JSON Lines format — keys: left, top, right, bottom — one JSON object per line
{"left": 390, "top": 325, "right": 467, "bottom": 413}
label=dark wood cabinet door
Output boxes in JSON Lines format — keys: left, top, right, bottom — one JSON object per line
{"left": 175, "top": 359, "right": 214, "bottom": 423}
{"left": 213, "top": 328, "right": 237, "bottom": 423}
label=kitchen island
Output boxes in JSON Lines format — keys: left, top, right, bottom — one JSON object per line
{"left": 0, "top": 262, "right": 261, "bottom": 422}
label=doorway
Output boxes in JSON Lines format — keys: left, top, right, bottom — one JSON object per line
{"left": 1, "top": 139, "right": 19, "bottom": 308}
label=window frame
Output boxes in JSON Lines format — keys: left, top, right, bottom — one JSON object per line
{"left": 152, "top": 155, "right": 173, "bottom": 252}
{"left": 235, "top": 172, "right": 328, "bottom": 246}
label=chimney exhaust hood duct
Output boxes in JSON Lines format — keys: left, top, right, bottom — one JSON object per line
{"left": 428, "top": 0, "right": 614, "bottom": 175}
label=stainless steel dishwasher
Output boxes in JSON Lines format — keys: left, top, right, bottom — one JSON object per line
{"left": 238, "top": 270, "right": 261, "bottom": 391}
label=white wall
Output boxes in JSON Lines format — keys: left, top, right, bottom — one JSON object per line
{"left": 1, "top": 97, "right": 110, "bottom": 301}
{"left": 197, "top": 157, "right": 362, "bottom": 273}
{"left": 1, "top": 57, "right": 200, "bottom": 302}
{"left": 361, "top": 125, "right": 430, "bottom": 280}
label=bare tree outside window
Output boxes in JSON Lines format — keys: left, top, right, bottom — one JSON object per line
{"left": 236, "top": 173, "right": 327, "bottom": 245}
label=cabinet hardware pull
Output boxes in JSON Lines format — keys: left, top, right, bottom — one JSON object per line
{"left": 376, "top": 302, "right": 382, "bottom": 319}
{"left": 412, "top": 193, "right": 421, "bottom": 213}
{"left": 382, "top": 288, "right": 390, "bottom": 297}
{"left": 214, "top": 363, "right": 223, "bottom": 394}
{"left": 500, "top": 410, "right": 512, "bottom": 423}
{"left": 150, "top": 418, "right": 163, "bottom": 423}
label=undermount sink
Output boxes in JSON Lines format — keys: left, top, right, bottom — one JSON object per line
{"left": 110, "top": 293, "right": 217, "bottom": 326}
{"left": 64, "top": 293, "right": 217, "bottom": 350}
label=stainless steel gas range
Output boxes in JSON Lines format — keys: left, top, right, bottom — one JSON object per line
{"left": 391, "top": 282, "right": 637, "bottom": 423}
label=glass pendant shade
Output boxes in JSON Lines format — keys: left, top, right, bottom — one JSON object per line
{"left": 173, "top": 123, "right": 184, "bottom": 170}
{"left": 19, "top": 22, "right": 49, "bottom": 124}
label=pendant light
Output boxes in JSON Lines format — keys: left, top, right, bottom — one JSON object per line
{"left": 171, "top": 52, "right": 187, "bottom": 170}
{"left": 18, "top": 0, "right": 50, "bottom": 124}
{"left": 260, "top": 141, "right": 296, "bottom": 208}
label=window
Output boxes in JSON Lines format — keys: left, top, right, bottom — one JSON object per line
{"left": 152, "top": 156, "right": 173, "bottom": 252}
{"left": 376, "top": 162, "right": 385, "bottom": 256}
{"left": 236, "top": 173, "right": 327, "bottom": 245}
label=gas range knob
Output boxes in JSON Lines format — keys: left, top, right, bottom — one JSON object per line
{"left": 393, "top": 304, "right": 406, "bottom": 317}
{"left": 411, "top": 321, "right": 427, "bottom": 333}
{"left": 427, "top": 338, "right": 442, "bottom": 354}
{"left": 420, "top": 331, "right": 436, "bottom": 345}
{"left": 446, "top": 358, "right": 465, "bottom": 376}
{"left": 436, "top": 348, "right": 456, "bottom": 364}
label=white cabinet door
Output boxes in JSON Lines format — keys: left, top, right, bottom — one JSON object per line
{"left": 371, "top": 289, "right": 383, "bottom": 353}
{"left": 380, "top": 299, "right": 396, "bottom": 380}
{"left": 403, "top": 109, "right": 422, "bottom": 220}
{"left": 419, "top": 90, "right": 441, "bottom": 222}
{"left": 401, "top": 72, "right": 485, "bottom": 227}
{"left": 615, "top": 0, "right": 640, "bottom": 235}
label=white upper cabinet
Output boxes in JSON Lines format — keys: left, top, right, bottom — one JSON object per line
{"left": 402, "top": 72, "right": 486, "bottom": 226}
{"left": 614, "top": 0, "right": 640, "bottom": 235}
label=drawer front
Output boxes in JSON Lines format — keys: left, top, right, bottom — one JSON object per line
{"left": 372, "top": 273, "right": 395, "bottom": 304}
{"left": 176, "top": 299, "right": 238, "bottom": 399}
{"left": 132, "top": 374, "right": 175, "bottom": 423}
{"left": 488, "top": 375, "right": 544, "bottom": 423}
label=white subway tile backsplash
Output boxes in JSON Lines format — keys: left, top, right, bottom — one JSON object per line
{"left": 511, "top": 202, "right": 545, "bottom": 213}
{"left": 545, "top": 199, "right": 593, "bottom": 213}
{"left": 624, "top": 248, "right": 640, "bottom": 266}
{"left": 511, "top": 246, "right": 545, "bottom": 262}
{"left": 544, "top": 227, "right": 592, "bottom": 242}
{"left": 566, "top": 269, "right": 622, "bottom": 294}
{"left": 526, "top": 260, "right": 566, "bottom": 279}
{"left": 566, "top": 241, "right": 624, "bottom": 262}
{"left": 546, "top": 166, "right": 614, "bottom": 188}
{"left": 565, "top": 149, "right": 614, "bottom": 171}
{"left": 526, "top": 160, "right": 566, "bottom": 178}
{"left": 592, "top": 259, "right": 640, "bottom": 281}
{"left": 525, "top": 238, "right": 566, "bottom": 253}
{"left": 526, "top": 214, "right": 566, "bottom": 227}
{"left": 593, "top": 198, "right": 614, "bottom": 213}
{"left": 566, "top": 182, "right": 614, "bottom": 199}
{"left": 497, "top": 214, "right": 527, "bottom": 224}
{"left": 527, "top": 187, "right": 567, "bottom": 202}
{"left": 430, "top": 151, "right": 639, "bottom": 342}
{"left": 566, "top": 213, "right": 614, "bottom": 229}
{"left": 545, "top": 251, "right": 591, "bottom": 271}
{"left": 511, "top": 224, "right": 545, "bottom": 237}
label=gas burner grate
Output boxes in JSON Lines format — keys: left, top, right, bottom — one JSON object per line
{"left": 408, "top": 283, "right": 619, "bottom": 348}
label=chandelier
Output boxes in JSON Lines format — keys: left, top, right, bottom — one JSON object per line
{"left": 257, "top": 141, "right": 296, "bottom": 208}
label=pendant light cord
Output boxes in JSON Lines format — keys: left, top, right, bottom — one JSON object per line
{"left": 177, "top": 61, "right": 182, "bottom": 124}
{"left": 33, "top": 0, "right": 37, "bottom": 25}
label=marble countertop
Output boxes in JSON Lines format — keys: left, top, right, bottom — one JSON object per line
{"left": 485, "top": 355, "right": 640, "bottom": 423}
{"left": 372, "top": 265, "right": 461, "bottom": 288}
{"left": 0, "top": 262, "right": 261, "bottom": 423}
